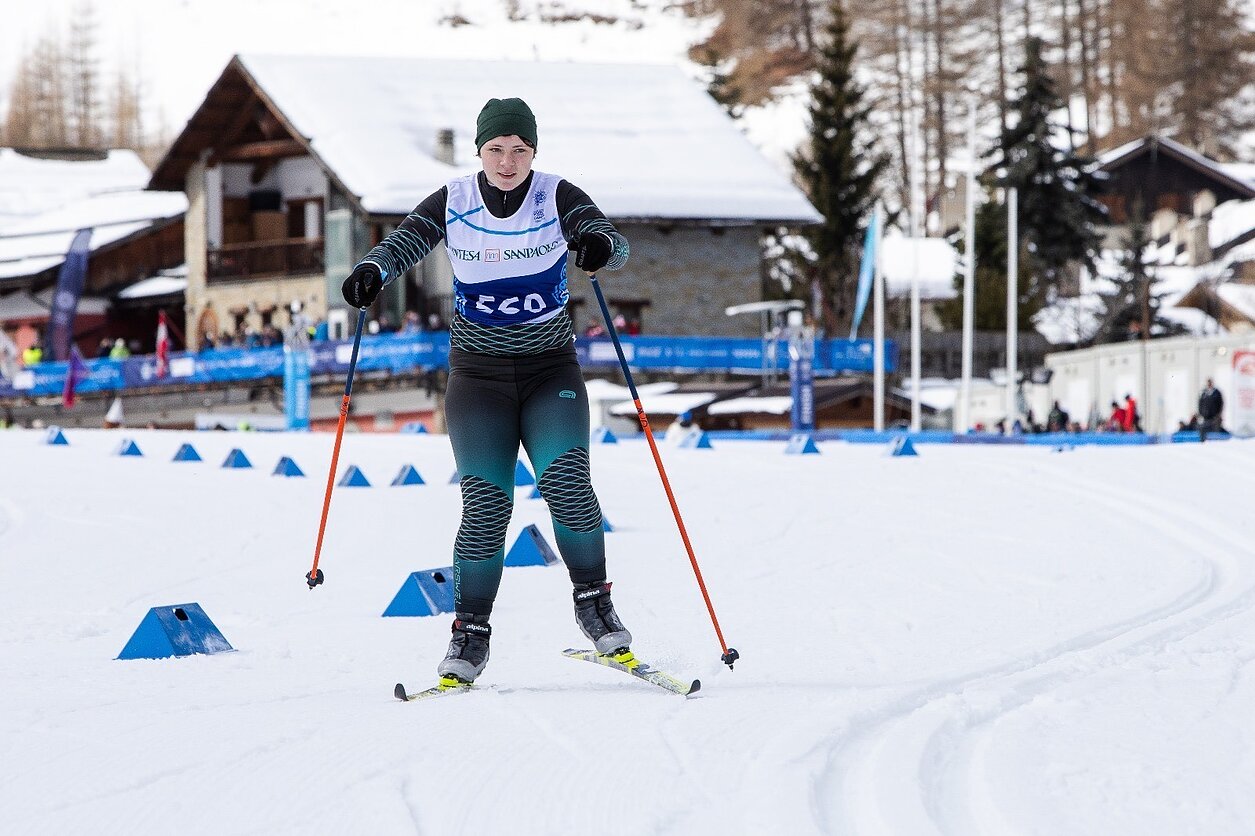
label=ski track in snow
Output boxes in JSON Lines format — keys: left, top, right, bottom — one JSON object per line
{"left": 819, "top": 446, "right": 1255, "bottom": 835}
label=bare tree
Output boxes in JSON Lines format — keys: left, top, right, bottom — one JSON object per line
{"left": 68, "top": 0, "right": 103, "bottom": 148}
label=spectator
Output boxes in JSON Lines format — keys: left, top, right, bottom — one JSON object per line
{"left": 1198, "top": 378, "right": 1224, "bottom": 441}
{"left": 22, "top": 341, "right": 43, "bottom": 366}
{"left": 402, "top": 310, "right": 422, "bottom": 333}
{"left": 108, "top": 338, "right": 130, "bottom": 360}
{"left": 96, "top": 338, "right": 112, "bottom": 358}
{"left": 200, "top": 333, "right": 217, "bottom": 353}
{"left": 1107, "top": 400, "right": 1126, "bottom": 432}
{"left": 1047, "top": 400, "right": 1070, "bottom": 432}
{"left": 625, "top": 317, "right": 641, "bottom": 336}
{"left": 1123, "top": 393, "right": 1141, "bottom": 433}
{"left": 426, "top": 312, "right": 445, "bottom": 331}
{"left": 583, "top": 322, "right": 605, "bottom": 338}
{"left": 377, "top": 312, "right": 398, "bottom": 333}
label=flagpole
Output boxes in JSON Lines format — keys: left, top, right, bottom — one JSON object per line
{"left": 910, "top": 110, "right": 923, "bottom": 432}
{"left": 958, "top": 96, "right": 977, "bottom": 434}
{"left": 1006, "top": 187, "right": 1019, "bottom": 433}
{"left": 872, "top": 203, "right": 885, "bottom": 432}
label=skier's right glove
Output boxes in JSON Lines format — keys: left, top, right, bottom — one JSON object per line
{"left": 342, "top": 262, "right": 383, "bottom": 307}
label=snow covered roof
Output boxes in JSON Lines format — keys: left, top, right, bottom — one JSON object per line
{"left": 117, "top": 268, "right": 189, "bottom": 300}
{"left": 1095, "top": 136, "right": 1255, "bottom": 200}
{"left": 608, "top": 392, "right": 717, "bottom": 416}
{"left": 880, "top": 235, "right": 958, "bottom": 299}
{"left": 157, "top": 54, "right": 821, "bottom": 224}
{"left": 0, "top": 190, "right": 187, "bottom": 282}
{"left": 707, "top": 396, "right": 792, "bottom": 415}
{"left": 0, "top": 148, "right": 151, "bottom": 231}
{"left": 0, "top": 287, "right": 108, "bottom": 320}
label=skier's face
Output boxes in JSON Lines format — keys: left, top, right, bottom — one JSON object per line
{"left": 480, "top": 136, "right": 535, "bottom": 191}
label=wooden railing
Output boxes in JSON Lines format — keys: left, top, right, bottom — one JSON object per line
{"left": 207, "top": 238, "right": 324, "bottom": 281}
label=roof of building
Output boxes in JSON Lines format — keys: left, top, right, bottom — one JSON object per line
{"left": 1095, "top": 135, "right": 1255, "bottom": 200}
{"left": 151, "top": 54, "right": 822, "bottom": 225}
{"left": 0, "top": 148, "right": 152, "bottom": 231}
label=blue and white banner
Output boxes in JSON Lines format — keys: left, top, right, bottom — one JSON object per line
{"left": 283, "top": 347, "right": 311, "bottom": 430}
{"left": 45, "top": 229, "right": 93, "bottom": 361}
{"left": 0, "top": 331, "right": 896, "bottom": 399}
{"left": 849, "top": 210, "right": 880, "bottom": 340}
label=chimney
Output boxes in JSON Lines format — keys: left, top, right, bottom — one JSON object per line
{"left": 434, "top": 129, "right": 455, "bottom": 165}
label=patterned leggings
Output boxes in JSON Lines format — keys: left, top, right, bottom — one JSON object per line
{"left": 444, "top": 345, "right": 605, "bottom": 615}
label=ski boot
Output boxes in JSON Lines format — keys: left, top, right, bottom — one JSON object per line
{"left": 437, "top": 613, "right": 491, "bottom": 684}
{"left": 573, "top": 580, "right": 632, "bottom": 655}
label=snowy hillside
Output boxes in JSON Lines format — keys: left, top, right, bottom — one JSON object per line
{"left": 4, "top": 428, "right": 1255, "bottom": 834}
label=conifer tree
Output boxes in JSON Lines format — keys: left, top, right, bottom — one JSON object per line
{"left": 992, "top": 36, "right": 1106, "bottom": 304}
{"left": 938, "top": 194, "right": 1041, "bottom": 332}
{"left": 790, "top": 0, "right": 888, "bottom": 333}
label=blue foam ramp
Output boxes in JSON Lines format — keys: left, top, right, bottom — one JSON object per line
{"left": 514, "top": 460, "right": 535, "bottom": 486}
{"left": 382, "top": 568, "right": 456, "bottom": 617}
{"left": 449, "top": 470, "right": 461, "bottom": 484}
{"left": 528, "top": 485, "right": 542, "bottom": 500}
{"left": 45, "top": 427, "right": 68, "bottom": 446}
{"left": 391, "top": 464, "right": 425, "bottom": 486}
{"left": 338, "top": 465, "right": 371, "bottom": 487}
{"left": 890, "top": 436, "right": 919, "bottom": 457}
{"left": 273, "top": 456, "right": 305, "bottom": 477}
{"left": 678, "top": 430, "right": 713, "bottom": 449}
{"left": 785, "top": 434, "right": 821, "bottom": 455}
{"left": 399, "top": 421, "right": 429, "bottom": 434}
{"left": 504, "top": 524, "right": 560, "bottom": 567}
{"left": 116, "top": 438, "right": 143, "bottom": 457}
{"left": 222, "top": 448, "right": 252, "bottom": 468}
{"left": 173, "top": 443, "right": 202, "bottom": 462}
{"left": 116, "top": 603, "right": 235, "bottom": 660}
{"left": 592, "top": 426, "right": 618, "bottom": 444}
{"left": 602, "top": 516, "right": 615, "bottom": 533}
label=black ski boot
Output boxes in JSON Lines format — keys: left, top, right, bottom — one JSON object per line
{"left": 573, "top": 581, "right": 632, "bottom": 655}
{"left": 437, "top": 613, "right": 491, "bottom": 683}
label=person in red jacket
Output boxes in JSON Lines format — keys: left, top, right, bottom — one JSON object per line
{"left": 1108, "top": 400, "right": 1127, "bottom": 432}
{"left": 1122, "top": 394, "right": 1140, "bottom": 433}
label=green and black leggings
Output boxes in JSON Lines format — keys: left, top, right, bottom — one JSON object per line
{"left": 445, "top": 344, "right": 605, "bottom": 615}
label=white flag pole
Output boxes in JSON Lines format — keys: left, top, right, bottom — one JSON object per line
{"left": 910, "top": 111, "right": 923, "bottom": 432}
{"left": 872, "top": 203, "right": 885, "bottom": 432}
{"left": 1006, "top": 186, "right": 1019, "bottom": 433}
{"left": 958, "top": 96, "right": 978, "bottom": 434}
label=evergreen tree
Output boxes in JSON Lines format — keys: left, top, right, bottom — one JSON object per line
{"left": 938, "top": 194, "right": 1041, "bottom": 332}
{"left": 992, "top": 36, "right": 1106, "bottom": 305}
{"left": 1090, "top": 205, "right": 1188, "bottom": 344}
{"left": 790, "top": 0, "right": 889, "bottom": 334}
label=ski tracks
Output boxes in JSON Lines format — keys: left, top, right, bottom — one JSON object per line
{"left": 816, "top": 453, "right": 1255, "bottom": 835}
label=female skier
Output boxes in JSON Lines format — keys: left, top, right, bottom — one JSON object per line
{"left": 342, "top": 97, "right": 630, "bottom": 684}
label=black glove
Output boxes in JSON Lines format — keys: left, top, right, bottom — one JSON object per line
{"left": 342, "top": 263, "right": 382, "bottom": 307}
{"left": 568, "top": 232, "right": 614, "bottom": 272}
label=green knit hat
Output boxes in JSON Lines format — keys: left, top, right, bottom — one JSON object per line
{"left": 475, "top": 97, "right": 538, "bottom": 151}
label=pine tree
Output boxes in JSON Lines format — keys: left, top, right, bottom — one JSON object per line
{"left": 992, "top": 36, "right": 1106, "bottom": 307}
{"left": 1091, "top": 205, "right": 1188, "bottom": 344}
{"left": 790, "top": 0, "right": 889, "bottom": 334}
{"left": 938, "top": 194, "right": 1041, "bottom": 331}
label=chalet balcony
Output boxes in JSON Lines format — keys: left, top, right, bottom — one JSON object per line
{"left": 207, "top": 238, "right": 324, "bottom": 282}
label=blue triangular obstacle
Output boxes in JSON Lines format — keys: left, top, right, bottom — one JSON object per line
{"left": 602, "top": 516, "right": 615, "bottom": 533}
{"left": 890, "top": 436, "right": 918, "bottom": 457}
{"left": 785, "top": 434, "right": 821, "bottom": 455}
{"left": 592, "top": 426, "right": 618, "bottom": 444}
{"left": 172, "top": 443, "right": 202, "bottom": 462}
{"left": 116, "top": 438, "right": 143, "bottom": 457}
{"left": 528, "top": 485, "right": 542, "bottom": 500}
{"left": 338, "top": 465, "right": 371, "bottom": 487}
{"left": 391, "top": 464, "right": 425, "bottom": 486}
{"left": 514, "top": 460, "right": 535, "bottom": 486}
{"left": 449, "top": 470, "right": 461, "bottom": 484}
{"left": 382, "top": 567, "right": 456, "bottom": 617}
{"left": 222, "top": 448, "right": 252, "bottom": 469}
{"left": 116, "top": 603, "right": 235, "bottom": 660}
{"left": 273, "top": 456, "right": 305, "bottom": 477}
{"left": 504, "top": 524, "right": 560, "bottom": 567}
{"left": 45, "top": 426, "right": 68, "bottom": 445}
{"left": 399, "top": 421, "right": 429, "bottom": 434}
{"left": 678, "top": 430, "right": 713, "bottom": 449}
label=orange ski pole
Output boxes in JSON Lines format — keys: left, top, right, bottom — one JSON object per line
{"left": 305, "top": 307, "right": 367, "bottom": 589}
{"left": 588, "top": 273, "right": 739, "bottom": 669}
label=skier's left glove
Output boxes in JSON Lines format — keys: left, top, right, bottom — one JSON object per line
{"left": 568, "top": 232, "right": 614, "bottom": 272}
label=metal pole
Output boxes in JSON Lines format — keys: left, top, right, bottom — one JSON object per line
{"left": 958, "top": 96, "right": 977, "bottom": 433}
{"left": 872, "top": 203, "right": 886, "bottom": 432}
{"left": 1006, "top": 187, "right": 1019, "bottom": 433}
{"left": 910, "top": 111, "right": 923, "bottom": 432}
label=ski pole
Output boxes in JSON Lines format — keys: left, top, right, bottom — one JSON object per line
{"left": 587, "top": 273, "right": 740, "bottom": 670}
{"left": 305, "top": 307, "right": 367, "bottom": 589}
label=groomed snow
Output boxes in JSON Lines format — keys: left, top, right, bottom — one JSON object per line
{"left": 3, "top": 429, "right": 1255, "bottom": 834}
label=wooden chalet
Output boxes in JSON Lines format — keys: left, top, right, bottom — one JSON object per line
{"left": 1096, "top": 135, "right": 1255, "bottom": 225}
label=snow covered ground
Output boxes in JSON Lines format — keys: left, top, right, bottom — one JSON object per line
{"left": 3, "top": 428, "right": 1255, "bottom": 834}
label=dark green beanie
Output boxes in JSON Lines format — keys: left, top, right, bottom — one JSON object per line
{"left": 475, "top": 98, "right": 538, "bottom": 151}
